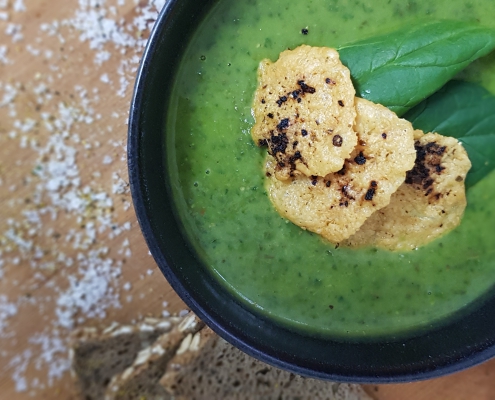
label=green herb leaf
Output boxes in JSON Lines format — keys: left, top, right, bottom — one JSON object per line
{"left": 338, "top": 21, "right": 495, "bottom": 116}
{"left": 404, "top": 80, "right": 495, "bottom": 188}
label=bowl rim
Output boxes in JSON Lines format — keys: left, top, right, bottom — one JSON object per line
{"left": 128, "top": 0, "right": 495, "bottom": 384}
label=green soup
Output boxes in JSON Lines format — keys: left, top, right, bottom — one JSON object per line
{"left": 166, "top": 0, "right": 495, "bottom": 339}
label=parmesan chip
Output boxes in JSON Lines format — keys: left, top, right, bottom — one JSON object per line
{"left": 252, "top": 45, "right": 357, "bottom": 180}
{"left": 344, "top": 132, "right": 471, "bottom": 251}
{"left": 266, "top": 98, "right": 416, "bottom": 243}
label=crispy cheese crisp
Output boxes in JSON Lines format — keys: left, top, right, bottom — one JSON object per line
{"left": 345, "top": 132, "right": 471, "bottom": 251}
{"left": 266, "top": 98, "right": 416, "bottom": 243}
{"left": 251, "top": 45, "right": 357, "bottom": 181}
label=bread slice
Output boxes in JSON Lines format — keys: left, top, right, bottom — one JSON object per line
{"left": 104, "top": 313, "right": 204, "bottom": 400}
{"left": 70, "top": 316, "right": 182, "bottom": 400}
{"left": 160, "top": 327, "right": 372, "bottom": 400}
{"left": 72, "top": 313, "right": 371, "bottom": 400}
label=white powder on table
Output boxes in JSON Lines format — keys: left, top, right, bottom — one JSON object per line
{"left": 0, "top": 0, "right": 171, "bottom": 393}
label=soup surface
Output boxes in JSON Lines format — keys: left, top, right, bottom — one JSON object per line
{"left": 166, "top": 0, "right": 495, "bottom": 338}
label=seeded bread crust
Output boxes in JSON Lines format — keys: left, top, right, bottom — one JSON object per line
{"left": 69, "top": 317, "right": 182, "bottom": 400}
{"left": 104, "top": 314, "right": 204, "bottom": 400}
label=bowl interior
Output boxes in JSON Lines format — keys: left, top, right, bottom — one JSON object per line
{"left": 128, "top": 0, "right": 495, "bottom": 382}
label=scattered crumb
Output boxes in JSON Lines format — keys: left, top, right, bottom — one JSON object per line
{"left": 0, "top": 0, "right": 171, "bottom": 394}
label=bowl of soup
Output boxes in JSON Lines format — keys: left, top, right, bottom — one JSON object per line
{"left": 128, "top": 0, "right": 495, "bottom": 382}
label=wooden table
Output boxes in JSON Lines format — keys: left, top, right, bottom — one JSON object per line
{"left": 0, "top": 1, "right": 493, "bottom": 399}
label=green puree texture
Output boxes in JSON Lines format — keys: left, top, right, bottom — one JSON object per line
{"left": 167, "top": 0, "right": 495, "bottom": 339}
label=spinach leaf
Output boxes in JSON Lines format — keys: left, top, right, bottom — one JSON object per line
{"left": 404, "top": 80, "right": 495, "bottom": 188}
{"left": 338, "top": 21, "right": 495, "bottom": 116}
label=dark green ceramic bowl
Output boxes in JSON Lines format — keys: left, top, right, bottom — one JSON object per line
{"left": 128, "top": 0, "right": 495, "bottom": 383}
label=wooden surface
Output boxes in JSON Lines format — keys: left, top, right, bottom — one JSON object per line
{"left": 364, "top": 359, "right": 495, "bottom": 399}
{"left": 0, "top": 1, "right": 494, "bottom": 399}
